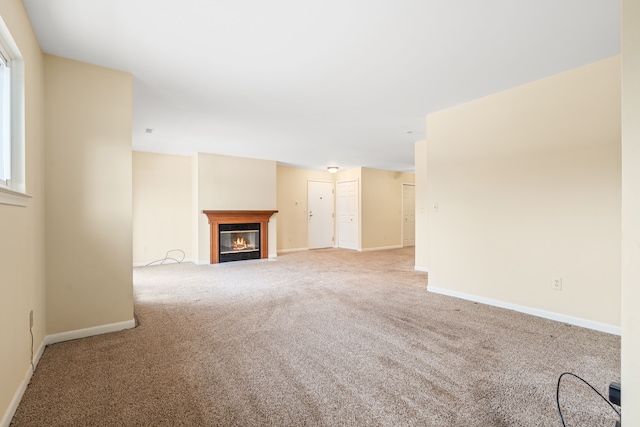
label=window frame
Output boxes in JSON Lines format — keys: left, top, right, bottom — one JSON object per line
{"left": 0, "top": 49, "right": 11, "bottom": 188}
{"left": 0, "top": 16, "right": 30, "bottom": 207}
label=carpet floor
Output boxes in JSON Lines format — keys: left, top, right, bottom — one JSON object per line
{"left": 11, "top": 248, "right": 620, "bottom": 426}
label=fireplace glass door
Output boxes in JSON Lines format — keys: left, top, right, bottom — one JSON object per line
{"left": 219, "top": 223, "right": 261, "bottom": 262}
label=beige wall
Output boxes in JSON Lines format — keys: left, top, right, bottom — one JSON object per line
{"left": 191, "top": 154, "right": 199, "bottom": 263}
{"left": 44, "top": 55, "right": 134, "bottom": 334}
{"left": 276, "top": 165, "right": 415, "bottom": 252}
{"left": 0, "top": 1, "right": 45, "bottom": 423}
{"left": 276, "top": 165, "right": 333, "bottom": 252}
{"left": 132, "top": 152, "right": 279, "bottom": 264}
{"left": 414, "top": 141, "right": 428, "bottom": 269}
{"left": 195, "top": 153, "right": 277, "bottom": 263}
{"left": 332, "top": 166, "right": 416, "bottom": 251}
{"left": 423, "top": 56, "right": 621, "bottom": 327}
{"left": 361, "top": 168, "right": 414, "bottom": 250}
{"left": 335, "top": 167, "right": 362, "bottom": 183}
{"left": 622, "top": 0, "right": 640, "bottom": 421}
{"left": 132, "top": 152, "right": 192, "bottom": 264}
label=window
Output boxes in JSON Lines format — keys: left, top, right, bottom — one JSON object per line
{"left": 0, "top": 16, "right": 29, "bottom": 207}
{"left": 0, "top": 49, "right": 11, "bottom": 187}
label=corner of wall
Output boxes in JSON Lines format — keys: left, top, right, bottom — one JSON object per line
{"left": 414, "top": 140, "right": 428, "bottom": 270}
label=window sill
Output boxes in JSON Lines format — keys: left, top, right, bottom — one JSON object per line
{"left": 0, "top": 186, "right": 32, "bottom": 207}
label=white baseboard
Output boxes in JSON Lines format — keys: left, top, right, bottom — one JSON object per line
{"left": 34, "top": 340, "right": 45, "bottom": 366}
{"left": 277, "top": 247, "right": 309, "bottom": 254}
{"left": 360, "top": 245, "right": 403, "bottom": 252}
{"left": 427, "top": 286, "right": 621, "bottom": 335}
{"left": 44, "top": 319, "right": 136, "bottom": 345}
{"left": 268, "top": 253, "right": 278, "bottom": 259}
{"left": 133, "top": 258, "right": 196, "bottom": 267}
{"left": 414, "top": 266, "right": 428, "bottom": 272}
{"left": 1, "top": 340, "right": 46, "bottom": 427}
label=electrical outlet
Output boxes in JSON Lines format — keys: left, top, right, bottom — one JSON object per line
{"left": 552, "top": 277, "right": 562, "bottom": 291}
{"left": 432, "top": 202, "right": 439, "bottom": 213}
{"left": 29, "top": 310, "right": 34, "bottom": 328}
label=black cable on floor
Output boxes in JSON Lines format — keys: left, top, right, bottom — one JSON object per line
{"left": 556, "top": 372, "right": 620, "bottom": 426}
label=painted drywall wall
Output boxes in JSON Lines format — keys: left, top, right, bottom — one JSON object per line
{"left": 361, "top": 168, "right": 415, "bottom": 250}
{"left": 424, "top": 56, "right": 621, "bottom": 327}
{"left": 335, "top": 167, "right": 362, "bottom": 183}
{"left": 132, "top": 151, "right": 277, "bottom": 264}
{"left": 44, "top": 55, "right": 134, "bottom": 334}
{"left": 0, "top": 1, "right": 45, "bottom": 424}
{"left": 332, "top": 167, "right": 416, "bottom": 251}
{"left": 195, "top": 152, "right": 277, "bottom": 263}
{"left": 622, "top": 0, "right": 640, "bottom": 421}
{"left": 414, "top": 141, "right": 428, "bottom": 270}
{"left": 132, "top": 152, "right": 192, "bottom": 265}
{"left": 276, "top": 165, "right": 333, "bottom": 252}
{"left": 191, "top": 154, "right": 199, "bottom": 264}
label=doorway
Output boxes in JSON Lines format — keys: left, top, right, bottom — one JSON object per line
{"left": 402, "top": 183, "right": 415, "bottom": 247}
{"left": 337, "top": 179, "right": 359, "bottom": 250}
{"left": 308, "top": 180, "right": 334, "bottom": 249}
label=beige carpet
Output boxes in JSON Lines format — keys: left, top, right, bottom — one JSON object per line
{"left": 12, "top": 248, "right": 620, "bottom": 426}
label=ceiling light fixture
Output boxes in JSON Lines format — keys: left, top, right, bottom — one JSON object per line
{"left": 327, "top": 166, "right": 339, "bottom": 174}
{"left": 145, "top": 128, "right": 153, "bottom": 134}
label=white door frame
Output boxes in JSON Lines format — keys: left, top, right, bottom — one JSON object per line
{"left": 307, "top": 179, "right": 335, "bottom": 249}
{"left": 402, "top": 183, "right": 416, "bottom": 247}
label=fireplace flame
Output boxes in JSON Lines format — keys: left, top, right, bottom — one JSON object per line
{"left": 232, "top": 237, "right": 254, "bottom": 251}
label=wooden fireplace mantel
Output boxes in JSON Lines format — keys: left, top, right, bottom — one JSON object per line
{"left": 203, "top": 210, "right": 278, "bottom": 264}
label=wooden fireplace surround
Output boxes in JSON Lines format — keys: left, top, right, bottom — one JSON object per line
{"left": 203, "top": 210, "right": 278, "bottom": 264}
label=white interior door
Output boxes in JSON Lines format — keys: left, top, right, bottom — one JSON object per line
{"left": 403, "top": 184, "right": 415, "bottom": 247}
{"left": 308, "top": 180, "right": 334, "bottom": 249}
{"left": 337, "top": 180, "right": 359, "bottom": 250}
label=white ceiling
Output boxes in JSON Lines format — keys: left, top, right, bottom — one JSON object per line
{"left": 23, "top": 0, "right": 620, "bottom": 172}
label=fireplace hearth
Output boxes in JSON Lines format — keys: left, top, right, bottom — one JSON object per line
{"left": 203, "top": 210, "right": 278, "bottom": 264}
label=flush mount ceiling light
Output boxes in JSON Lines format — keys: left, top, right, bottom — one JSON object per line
{"left": 145, "top": 128, "right": 153, "bottom": 133}
{"left": 327, "top": 166, "right": 339, "bottom": 174}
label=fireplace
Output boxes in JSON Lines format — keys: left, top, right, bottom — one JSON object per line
{"left": 219, "top": 223, "right": 261, "bottom": 263}
{"left": 203, "top": 210, "right": 278, "bottom": 264}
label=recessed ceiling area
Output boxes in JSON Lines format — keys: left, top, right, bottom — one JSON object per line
{"left": 23, "top": 0, "right": 620, "bottom": 172}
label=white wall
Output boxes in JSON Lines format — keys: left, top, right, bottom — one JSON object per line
{"left": 423, "top": 57, "right": 621, "bottom": 329}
